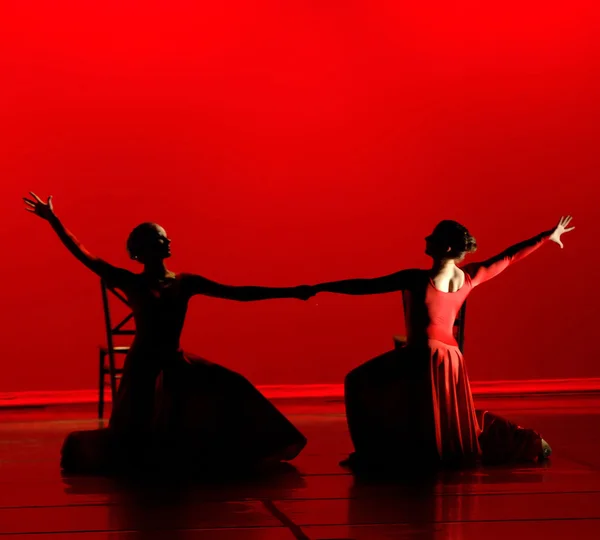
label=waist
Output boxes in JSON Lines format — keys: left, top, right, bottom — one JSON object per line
{"left": 130, "top": 338, "right": 181, "bottom": 354}
{"left": 407, "top": 329, "right": 458, "bottom": 348}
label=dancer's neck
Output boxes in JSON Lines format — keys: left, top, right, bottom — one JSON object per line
{"left": 430, "top": 258, "right": 457, "bottom": 277}
{"left": 142, "top": 260, "right": 173, "bottom": 280}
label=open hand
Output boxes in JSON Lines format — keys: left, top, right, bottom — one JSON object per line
{"left": 549, "top": 216, "right": 575, "bottom": 249}
{"left": 23, "top": 192, "right": 55, "bottom": 221}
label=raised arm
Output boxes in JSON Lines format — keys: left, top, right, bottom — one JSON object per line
{"left": 314, "top": 268, "right": 418, "bottom": 296}
{"left": 23, "top": 192, "right": 133, "bottom": 289}
{"left": 463, "top": 216, "right": 574, "bottom": 287}
{"left": 180, "top": 273, "right": 313, "bottom": 301}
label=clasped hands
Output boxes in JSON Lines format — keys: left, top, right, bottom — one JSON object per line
{"left": 292, "top": 284, "right": 322, "bottom": 301}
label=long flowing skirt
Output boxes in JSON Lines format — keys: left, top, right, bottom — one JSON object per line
{"left": 344, "top": 340, "right": 543, "bottom": 467}
{"left": 61, "top": 351, "right": 307, "bottom": 474}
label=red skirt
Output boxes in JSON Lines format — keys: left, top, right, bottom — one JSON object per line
{"left": 344, "top": 340, "right": 543, "bottom": 467}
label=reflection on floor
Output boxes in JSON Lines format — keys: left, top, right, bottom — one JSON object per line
{"left": 1, "top": 394, "right": 600, "bottom": 539}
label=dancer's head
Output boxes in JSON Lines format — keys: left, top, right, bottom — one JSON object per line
{"left": 127, "top": 223, "right": 171, "bottom": 263}
{"left": 425, "top": 220, "right": 477, "bottom": 262}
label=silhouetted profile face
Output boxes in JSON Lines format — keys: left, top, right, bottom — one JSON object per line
{"left": 127, "top": 223, "right": 172, "bottom": 263}
{"left": 425, "top": 220, "right": 477, "bottom": 263}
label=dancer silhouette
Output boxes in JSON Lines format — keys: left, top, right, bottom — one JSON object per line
{"left": 314, "top": 217, "right": 574, "bottom": 469}
{"left": 24, "top": 192, "right": 311, "bottom": 474}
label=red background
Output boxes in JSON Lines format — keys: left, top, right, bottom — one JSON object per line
{"left": 2, "top": 1, "right": 598, "bottom": 393}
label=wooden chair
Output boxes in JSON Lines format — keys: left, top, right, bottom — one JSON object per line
{"left": 98, "top": 280, "right": 135, "bottom": 419}
{"left": 394, "top": 293, "right": 466, "bottom": 352}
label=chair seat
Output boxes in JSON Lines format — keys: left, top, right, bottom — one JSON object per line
{"left": 393, "top": 335, "right": 407, "bottom": 347}
{"left": 99, "top": 346, "right": 130, "bottom": 353}
{"left": 102, "top": 367, "right": 124, "bottom": 374}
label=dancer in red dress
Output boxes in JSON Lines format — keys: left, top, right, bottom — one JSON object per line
{"left": 24, "top": 192, "right": 311, "bottom": 474}
{"left": 314, "top": 217, "right": 574, "bottom": 468}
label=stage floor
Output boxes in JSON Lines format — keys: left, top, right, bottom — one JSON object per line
{"left": 1, "top": 394, "right": 600, "bottom": 539}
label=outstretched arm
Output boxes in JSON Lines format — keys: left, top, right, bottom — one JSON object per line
{"left": 23, "top": 192, "right": 133, "bottom": 289}
{"left": 180, "top": 273, "right": 314, "bottom": 301}
{"left": 314, "top": 269, "right": 418, "bottom": 295}
{"left": 463, "top": 216, "right": 574, "bottom": 287}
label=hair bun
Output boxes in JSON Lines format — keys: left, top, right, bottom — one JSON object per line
{"left": 463, "top": 233, "right": 478, "bottom": 254}
{"left": 429, "top": 220, "right": 477, "bottom": 257}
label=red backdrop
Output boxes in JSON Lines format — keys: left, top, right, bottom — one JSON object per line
{"left": 2, "top": 1, "right": 598, "bottom": 393}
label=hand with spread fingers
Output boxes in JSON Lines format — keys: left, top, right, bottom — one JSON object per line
{"left": 549, "top": 216, "right": 575, "bottom": 249}
{"left": 23, "top": 192, "right": 55, "bottom": 221}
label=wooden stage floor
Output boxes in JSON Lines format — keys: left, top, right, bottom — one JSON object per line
{"left": 1, "top": 394, "right": 600, "bottom": 539}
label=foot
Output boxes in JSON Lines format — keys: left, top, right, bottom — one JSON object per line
{"left": 539, "top": 439, "right": 552, "bottom": 460}
{"left": 339, "top": 452, "right": 357, "bottom": 468}
{"left": 339, "top": 452, "right": 375, "bottom": 470}
{"left": 339, "top": 452, "right": 386, "bottom": 472}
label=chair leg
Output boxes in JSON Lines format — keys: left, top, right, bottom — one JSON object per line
{"left": 108, "top": 351, "right": 118, "bottom": 405}
{"left": 98, "top": 350, "right": 105, "bottom": 420}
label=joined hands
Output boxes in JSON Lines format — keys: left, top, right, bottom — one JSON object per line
{"left": 293, "top": 285, "right": 317, "bottom": 301}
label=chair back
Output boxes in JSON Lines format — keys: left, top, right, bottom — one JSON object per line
{"left": 100, "top": 279, "right": 135, "bottom": 347}
{"left": 100, "top": 279, "right": 135, "bottom": 388}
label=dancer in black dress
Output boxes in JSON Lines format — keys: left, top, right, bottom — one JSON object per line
{"left": 24, "top": 192, "right": 311, "bottom": 473}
